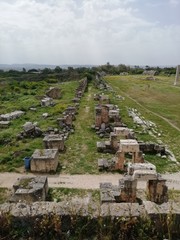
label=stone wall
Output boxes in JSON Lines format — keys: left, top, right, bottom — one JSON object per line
{"left": 0, "top": 201, "right": 180, "bottom": 238}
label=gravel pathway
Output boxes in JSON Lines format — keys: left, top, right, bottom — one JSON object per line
{"left": 0, "top": 172, "right": 180, "bottom": 190}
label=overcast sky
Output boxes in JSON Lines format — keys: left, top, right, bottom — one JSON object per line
{"left": 0, "top": 0, "right": 179, "bottom": 66}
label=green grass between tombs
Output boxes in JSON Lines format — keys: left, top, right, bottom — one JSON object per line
{"left": 0, "top": 79, "right": 79, "bottom": 172}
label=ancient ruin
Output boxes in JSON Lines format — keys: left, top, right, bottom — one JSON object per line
{"left": 31, "top": 149, "right": 59, "bottom": 173}
{"left": 0, "top": 121, "right": 10, "bottom": 128}
{"left": 46, "top": 87, "right": 61, "bottom": 99}
{"left": 93, "top": 103, "right": 122, "bottom": 138}
{"left": 41, "top": 97, "right": 54, "bottom": 107}
{"left": 20, "top": 121, "right": 42, "bottom": 138}
{"left": 147, "top": 177, "right": 168, "bottom": 204}
{"left": 127, "top": 162, "right": 158, "bottom": 180}
{"left": 174, "top": 65, "right": 180, "bottom": 86}
{"left": 100, "top": 165, "right": 168, "bottom": 205}
{"left": 98, "top": 139, "right": 144, "bottom": 171}
{"left": 0, "top": 110, "right": 24, "bottom": 121}
{"left": 43, "top": 134, "right": 65, "bottom": 152}
{"left": 100, "top": 176, "right": 137, "bottom": 203}
{"left": 10, "top": 176, "right": 48, "bottom": 203}
{"left": 97, "top": 127, "right": 135, "bottom": 153}
{"left": 142, "top": 70, "right": 156, "bottom": 80}
{"left": 94, "top": 94, "right": 110, "bottom": 104}
{"left": 115, "top": 139, "right": 144, "bottom": 170}
{"left": 75, "top": 77, "right": 87, "bottom": 98}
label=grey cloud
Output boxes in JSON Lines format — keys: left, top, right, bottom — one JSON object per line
{"left": 0, "top": 0, "right": 179, "bottom": 65}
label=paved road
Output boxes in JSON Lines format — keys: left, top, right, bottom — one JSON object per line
{"left": 0, "top": 172, "right": 180, "bottom": 190}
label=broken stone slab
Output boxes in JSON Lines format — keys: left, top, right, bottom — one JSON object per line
{"left": 0, "top": 110, "right": 24, "bottom": 121}
{"left": 23, "top": 122, "right": 35, "bottom": 133}
{"left": 41, "top": 97, "right": 54, "bottom": 107}
{"left": 0, "top": 121, "right": 10, "bottom": 128}
{"left": 42, "top": 113, "right": 49, "bottom": 118}
{"left": 29, "top": 107, "right": 37, "bottom": 111}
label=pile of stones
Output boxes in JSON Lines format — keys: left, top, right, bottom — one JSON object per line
{"left": 17, "top": 122, "right": 43, "bottom": 140}
{"left": 92, "top": 103, "right": 124, "bottom": 138}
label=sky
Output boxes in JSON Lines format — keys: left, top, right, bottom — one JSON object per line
{"left": 0, "top": 0, "right": 179, "bottom": 66}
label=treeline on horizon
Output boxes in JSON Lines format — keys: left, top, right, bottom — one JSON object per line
{"left": 0, "top": 63, "right": 176, "bottom": 83}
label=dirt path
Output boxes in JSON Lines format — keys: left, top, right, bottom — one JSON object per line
{"left": 1, "top": 172, "right": 180, "bottom": 190}
{"left": 122, "top": 92, "right": 180, "bottom": 132}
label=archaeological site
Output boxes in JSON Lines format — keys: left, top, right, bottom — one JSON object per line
{"left": 0, "top": 65, "right": 180, "bottom": 239}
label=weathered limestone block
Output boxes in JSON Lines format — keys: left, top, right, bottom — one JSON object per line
{"left": 115, "top": 151, "right": 125, "bottom": 170}
{"left": 114, "top": 127, "right": 134, "bottom": 139}
{"left": 134, "top": 151, "right": 144, "bottom": 163}
{"left": 46, "top": 87, "right": 61, "bottom": 99}
{"left": 43, "top": 134, "right": 65, "bottom": 152}
{"left": 110, "top": 132, "right": 119, "bottom": 151}
{"left": 101, "top": 105, "right": 109, "bottom": 124}
{"left": 128, "top": 163, "right": 156, "bottom": 175}
{"left": 118, "top": 176, "right": 137, "bottom": 203}
{"left": 23, "top": 122, "right": 35, "bottom": 133}
{"left": 10, "top": 176, "right": 48, "bottom": 203}
{"left": 147, "top": 178, "right": 168, "bottom": 204}
{"left": 119, "top": 139, "right": 139, "bottom": 152}
{"left": 31, "top": 149, "right": 59, "bottom": 173}
{"left": 0, "top": 110, "right": 24, "bottom": 121}
{"left": 174, "top": 65, "right": 180, "bottom": 85}
{"left": 95, "top": 107, "right": 102, "bottom": 128}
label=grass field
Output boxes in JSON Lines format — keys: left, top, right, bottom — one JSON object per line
{"left": 104, "top": 75, "right": 180, "bottom": 169}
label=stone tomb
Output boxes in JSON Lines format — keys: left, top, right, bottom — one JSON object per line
{"left": 147, "top": 177, "right": 168, "bottom": 204}
{"left": 10, "top": 176, "right": 48, "bottom": 203}
{"left": 116, "top": 139, "right": 144, "bottom": 170}
{"left": 43, "top": 134, "right": 65, "bottom": 152}
{"left": 31, "top": 149, "right": 59, "bottom": 173}
{"left": 95, "top": 105, "right": 109, "bottom": 128}
{"left": 127, "top": 162, "right": 158, "bottom": 181}
{"left": 100, "top": 176, "right": 137, "bottom": 203}
{"left": 114, "top": 127, "right": 135, "bottom": 139}
{"left": 98, "top": 140, "right": 144, "bottom": 171}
